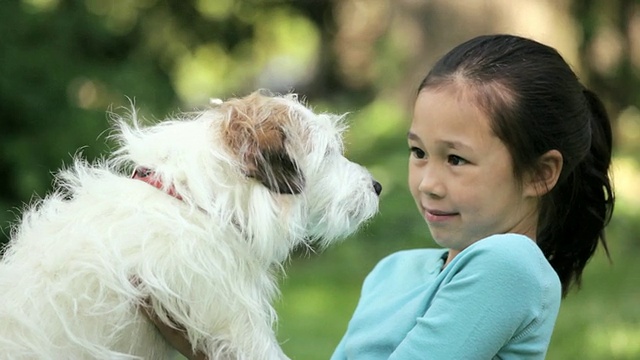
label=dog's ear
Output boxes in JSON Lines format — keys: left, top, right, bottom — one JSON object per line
{"left": 252, "top": 144, "right": 305, "bottom": 194}
{"left": 222, "top": 93, "right": 305, "bottom": 194}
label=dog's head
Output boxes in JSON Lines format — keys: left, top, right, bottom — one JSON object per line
{"left": 114, "top": 91, "right": 380, "bottom": 261}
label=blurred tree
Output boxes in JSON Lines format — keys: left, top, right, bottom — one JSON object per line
{"left": 0, "top": 0, "right": 177, "bottom": 234}
{"left": 0, "top": 0, "right": 344, "bottom": 242}
{"left": 573, "top": 0, "right": 640, "bottom": 157}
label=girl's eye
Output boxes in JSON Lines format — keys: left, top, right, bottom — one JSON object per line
{"left": 448, "top": 155, "right": 467, "bottom": 166}
{"left": 409, "top": 147, "right": 426, "bottom": 159}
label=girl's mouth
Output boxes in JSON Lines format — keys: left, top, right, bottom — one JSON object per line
{"left": 424, "top": 209, "right": 458, "bottom": 223}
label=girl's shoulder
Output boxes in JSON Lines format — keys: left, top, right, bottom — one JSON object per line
{"left": 446, "top": 234, "right": 561, "bottom": 296}
{"left": 367, "top": 234, "right": 560, "bottom": 298}
{"left": 454, "top": 233, "right": 549, "bottom": 271}
{"left": 374, "top": 247, "right": 448, "bottom": 275}
{"left": 373, "top": 234, "right": 559, "bottom": 291}
{"left": 363, "top": 248, "right": 447, "bottom": 288}
{"left": 378, "top": 233, "right": 544, "bottom": 272}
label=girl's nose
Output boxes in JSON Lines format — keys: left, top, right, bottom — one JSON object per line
{"left": 418, "top": 166, "right": 445, "bottom": 198}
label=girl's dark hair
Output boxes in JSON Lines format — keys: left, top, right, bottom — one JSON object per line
{"left": 418, "top": 34, "right": 615, "bottom": 296}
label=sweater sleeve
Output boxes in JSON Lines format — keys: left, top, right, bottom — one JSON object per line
{"left": 389, "top": 235, "right": 558, "bottom": 360}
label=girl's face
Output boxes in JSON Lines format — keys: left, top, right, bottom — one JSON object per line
{"left": 408, "top": 87, "right": 539, "bottom": 255}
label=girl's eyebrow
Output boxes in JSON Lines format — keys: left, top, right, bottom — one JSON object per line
{"left": 439, "top": 140, "right": 472, "bottom": 151}
{"left": 408, "top": 131, "right": 472, "bottom": 151}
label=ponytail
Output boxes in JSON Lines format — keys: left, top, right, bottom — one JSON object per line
{"left": 537, "top": 88, "right": 615, "bottom": 297}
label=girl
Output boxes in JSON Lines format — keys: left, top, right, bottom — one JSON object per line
{"left": 148, "top": 34, "right": 614, "bottom": 359}
{"left": 331, "top": 34, "right": 614, "bottom": 359}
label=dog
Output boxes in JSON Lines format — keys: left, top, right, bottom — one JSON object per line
{"left": 0, "top": 91, "right": 381, "bottom": 359}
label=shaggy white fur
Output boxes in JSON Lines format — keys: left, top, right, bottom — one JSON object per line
{"left": 0, "top": 91, "right": 381, "bottom": 359}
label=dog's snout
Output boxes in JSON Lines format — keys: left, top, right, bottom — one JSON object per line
{"left": 372, "top": 180, "right": 382, "bottom": 196}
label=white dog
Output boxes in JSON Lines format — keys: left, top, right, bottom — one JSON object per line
{"left": 0, "top": 91, "right": 381, "bottom": 359}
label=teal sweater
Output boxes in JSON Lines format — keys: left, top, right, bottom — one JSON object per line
{"left": 331, "top": 234, "right": 561, "bottom": 360}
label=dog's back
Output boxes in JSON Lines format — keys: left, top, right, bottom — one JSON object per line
{"left": 0, "top": 165, "right": 176, "bottom": 359}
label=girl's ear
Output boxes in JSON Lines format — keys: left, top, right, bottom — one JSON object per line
{"left": 524, "top": 150, "right": 563, "bottom": 197}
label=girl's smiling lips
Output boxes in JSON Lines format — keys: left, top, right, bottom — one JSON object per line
{"left": 423, "top": 207, "right": 459, "bottom": 223}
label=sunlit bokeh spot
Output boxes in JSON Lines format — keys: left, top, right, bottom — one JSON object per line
{"left": 85, "top": 0, "right": 156, "bottom": 34}
{"left": 347, "top": 99, "right": 406, "bottom": 150}
{"left": 21, "top": 0, "right": 59, "bottom": 12}
{"left": 173, "top": 43, "right": 233, "bottom": 105}
{"left": 588, "top": 323, "right": 640, "bottom": 358}
{"left": 617, "top": 106, "right": 640, "bottom": 147}
{"left": 196, "top": 0, "right": 234, "bottom": 20}
{"left": 253, "top": 9, "right": 320, "bottom": 90}
{"left": 612, "top": 156, "right": 640, "bottom": 212}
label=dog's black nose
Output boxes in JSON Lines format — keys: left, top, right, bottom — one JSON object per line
{"left": 373, "top": 180, "right": 382, "bottom": 196}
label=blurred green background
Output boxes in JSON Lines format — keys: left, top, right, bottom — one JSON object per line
{"left": 1, "top": 0, "right": 639, "bottom": 359}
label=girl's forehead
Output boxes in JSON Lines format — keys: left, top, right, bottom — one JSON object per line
{"left": 410, "top": 89, "right": 502, "bottom": 150}
{"left": 417, "top": 78, "right": 515, "bottom": 118}
{"left": 413, "top": 88, "right": 489, "bottom": 128}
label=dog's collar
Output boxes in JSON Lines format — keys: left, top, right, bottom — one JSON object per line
{"left": 131, "top": 167, "right": 182, "bottom": 200}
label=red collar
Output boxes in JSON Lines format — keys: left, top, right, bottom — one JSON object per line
{"left": 131, "top": 167, "right": 182, "bottom": 200}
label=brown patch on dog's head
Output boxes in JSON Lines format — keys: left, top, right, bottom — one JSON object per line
{"left": 220, "top": 92, "right": 305, "bottom": 194}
